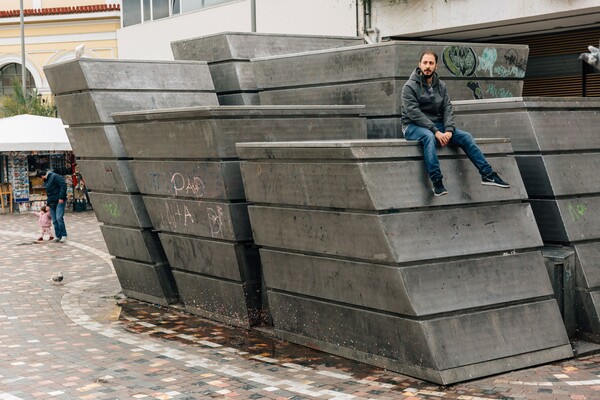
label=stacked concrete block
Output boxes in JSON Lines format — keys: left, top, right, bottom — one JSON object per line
{"left": 453, "top": 97, "right": 600, "bottom": 341}
{"left": 237, "top": 139, "right": 572, "bottom": 384}
{"left": 171, "top": 32, "right": 363, "bottom": 105}
{"left": 44, "top": 58, "right": 219, "bottom": 305}
{"left": 252, "top": 41, "right": 528, "bottom": 138}
{"left": 112, "top": 106, "right": 367, "bottom": 327}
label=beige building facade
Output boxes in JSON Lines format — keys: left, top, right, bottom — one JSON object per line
{"left": 0, "top": 0, "right": 120, "bottom": 96}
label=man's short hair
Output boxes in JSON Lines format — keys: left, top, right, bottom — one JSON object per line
{"left": 420, "top": 50, "right": 438, "bottom": 63}
{"left": 36, "top": 170, "right": 47, "bottom": 178}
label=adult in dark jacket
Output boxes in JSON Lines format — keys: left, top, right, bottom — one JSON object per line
{"left": 37, "top": 170, "right": 68, "bottom": 243}
{"left": 400, "top": 51, "right": 509, "bottom": 196}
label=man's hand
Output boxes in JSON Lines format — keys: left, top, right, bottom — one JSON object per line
{"left": 435, "top": 131, "right": 453, "bottom": 146}
{"left": 58, "top": 199, "right": 64, "bottom": 204}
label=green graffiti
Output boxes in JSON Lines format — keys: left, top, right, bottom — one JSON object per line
{"left": 568, "top": 203, "right": 587, "bottom": 222}
{"left": 485, "top": 83, "right": 513, "bottom": 98}
{"left": 103, "top": 202, "right": 120, "bottom": 218}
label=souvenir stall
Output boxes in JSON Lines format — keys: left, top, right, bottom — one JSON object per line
{"left": 0, "top": 114, "right": 75, "bottom": 212}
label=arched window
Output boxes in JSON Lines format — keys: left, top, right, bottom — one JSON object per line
{"left": 0, "top": 63, "right": 35, "bottom": 96}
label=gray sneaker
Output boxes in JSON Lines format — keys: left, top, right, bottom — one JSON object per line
{"left": 59, "top": 237, "right": 67, "bottom": 243}
{"left": 53, "top": 237, "right": 62, "bottom": 243}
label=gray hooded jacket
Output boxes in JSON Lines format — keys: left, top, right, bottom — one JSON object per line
{"left": 400, "top": 67, "right": 455, "bottom": 134}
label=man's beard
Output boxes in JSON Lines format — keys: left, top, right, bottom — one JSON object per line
{"left": 422, "top": 70, "right": 434, "bottom": 78}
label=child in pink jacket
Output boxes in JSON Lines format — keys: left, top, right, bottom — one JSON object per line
{"left": 33, "top": 205, "right": 54, "bottom": 241}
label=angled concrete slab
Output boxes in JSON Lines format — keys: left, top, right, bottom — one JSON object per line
{"left": 171, "top": 32, "right": 362, "bottom": 105}
{"left": 45, "top": 58, "right": 220, "bottom": 306}
{"left": 237, "top": 139, "right": 571, "bottom": 384}
{"left": 253, "top": 41, "right": 528, "bottom": 138}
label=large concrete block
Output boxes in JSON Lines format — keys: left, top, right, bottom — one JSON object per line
{"left": 173, "top": 270, "right": 261, "bottom": 328}
{"left": 45, "top": 58, "right": 221, "bottom": 309}
{"left": 531, "top": 198, "right": 600, "bottom": 244}
{"left": 453, "top": 98, "right": 600, "bottom": 153}
{"left": 130, "top": 160, "right": 244, "bottom": 200}
{"left": 253, "top": 41, "right": 526, "bottom": 138}
{"left": 172, "top": 32, "right": 362, "bottom": 106}
{"left": 54, "top": 91, "right": 218, "bottom": 125}
{"left": 111, "top": 258, "right": 178, "bottom": 306}
{"left": 261, "top": 249, "right": 553, "bottom": 316}
{"left": 160, "top": 233, "right": 259, "bottom": 282}
{"left": 100, "top": 225, "right": 166, "bottom": 264}
{"left": 249, "top": 203, "right": 542, "bottom": 264}
{"left": 89, "top": 192, "right": 152, "bottom": 228}
{"left": 237, "top": 138, "right": 570, "bottom": 383}
{"left": 66, "top": 126, "right": 126, "bottom": 158}
{"left": 254, "top": 41, "right": 527, "bottom": 90}
{"left": 113, "top": 106, "right": 367, "bottom": 159}
{"left": 171, "top": 32, "right": 363, "bottom": 63}
{"left": 143, "top": 197, "right": 251, "bottom": 241}
{"left": 240, "top": 139, "right": 526, "bottom": 210}
{"left": 268, "top": 293, "right": 571, "bottom": 385}
{"left": 259, "top": 79, "right": 523, "bottom": 117}
{"left": 45, "top": 58, "right": 215, "bottom": 94}
{"left": 77, "top": 160, "right": 138, "bottom": 193}
{"left": 517, "top": 154, "right": 600, "bottom": 197}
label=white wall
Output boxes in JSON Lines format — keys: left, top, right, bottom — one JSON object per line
{"left": 370, "top": 0, "right": 600, "bottom": 41}
{"left": 117, "top": 0, "right": 357, "bottom": 60}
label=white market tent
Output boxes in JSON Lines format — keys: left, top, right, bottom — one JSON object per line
{"left": 0, "top": 114, "right": 71, "bottom": 152}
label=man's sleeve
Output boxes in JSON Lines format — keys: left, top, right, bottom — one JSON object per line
{"left": 441, "top": 84, "right": 455, "bottom": 133}
{"left": 59, "top": 176, "right": 67, "bottom": 200}
{"left": 402, "top": 85, "right": 437, "bottom": 133}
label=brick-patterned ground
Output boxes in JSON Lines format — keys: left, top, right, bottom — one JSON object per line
{"left": 1, "top": 211, "right": 600, "bottom": 399}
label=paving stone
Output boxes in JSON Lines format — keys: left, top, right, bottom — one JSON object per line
{"left": 0, "top": 211, "right": 599, "bottom": 399}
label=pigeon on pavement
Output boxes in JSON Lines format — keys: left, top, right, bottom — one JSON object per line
{"left": 51, "top": 272, "right": 64, "bottom": 284}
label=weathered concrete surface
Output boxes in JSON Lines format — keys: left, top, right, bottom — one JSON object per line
{"left": 113, "top": 106, "right": 366, "bottom": 159}
{"left": 100, "top": 225, "right": 166, "bottom": 264}
{"left": 113, "top": 105, "right": 367, "bottom": 327}
{"left": 453, "top": 97, "right": 600, "bottom": 340}
{"left": 45, "top": 58, "right": 219, "bottom": 306}
{"left": 237, "top": 139, "right": 571, "bottom": 384}
{"left": 171, "top": 32, "right": 362, "bottom": 105}
{"left": 270, "top": 294, "right": 571, "bottom": 385}
{"left": 66, "top": 126, "right": 126, "bottom": 158}
{"left": 129, "top": 160, "right": 245, "bottom": 200}
{"left": 88, "top": 193, "right": 152, "bottom": 228}
{"left": 240, "top": 139, "right": 525, "bottom": 209}
{"left": 111, "top": 259, "right": 178, "bottom": 306}
{"left": 77, "top": 160, "right": 138, "bottom": 193}
{"left": 253, "top": 41, "right": 528, "bottom": 138}
{"left": 260, "top": 249, "right": 552, "bottom": 316}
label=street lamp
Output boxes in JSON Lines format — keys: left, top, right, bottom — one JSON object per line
{"left": 20, "top": 0, "right": 26, "bottom": 96}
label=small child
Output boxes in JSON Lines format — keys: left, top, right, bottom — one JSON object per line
{"left": 33, "top": 205, "right": 54, "bottom": 241}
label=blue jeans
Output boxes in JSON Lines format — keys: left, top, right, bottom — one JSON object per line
{"left": 403, "top": 122, "right": 493, "bottom": 183}
{"left": 49, "top": 202, "right": 67, "bottom": 239}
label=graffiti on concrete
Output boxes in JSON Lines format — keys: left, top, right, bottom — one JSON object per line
{"left": 207, "top": 206, "right": 225, "bottom": 238}
{"left": 165, "top": 202, "right": 194, "bottom": 228}
{"left": 477, "top": 48, "right": 497, "bottom": 77}
{"left": 442, "top": 45, "right": 526, "bottom": 99}
{"left": 102, "top": 201, "right": 120, "bottom": 219}
{"left": 171, "top": 172, "right": 206, "bottom": 197}
{"left": 467, "top": 81, "right": 484, "bottom": 99}
{"left": 568, "top": 203, "right": 587, "bottom": 222}
{"left": 442, "top": 46, "right": 478, "bottom": 77}
{"left": 485, "top": 83, "right": 514, "bottom": 98}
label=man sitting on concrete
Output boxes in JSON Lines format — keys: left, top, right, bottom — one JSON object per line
{"left": 400, "top": 50, "right": 509, "bottom": 196}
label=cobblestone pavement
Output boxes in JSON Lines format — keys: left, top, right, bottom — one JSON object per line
{"left": 2, "top": 211, "right": 600, "bottom": 399}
